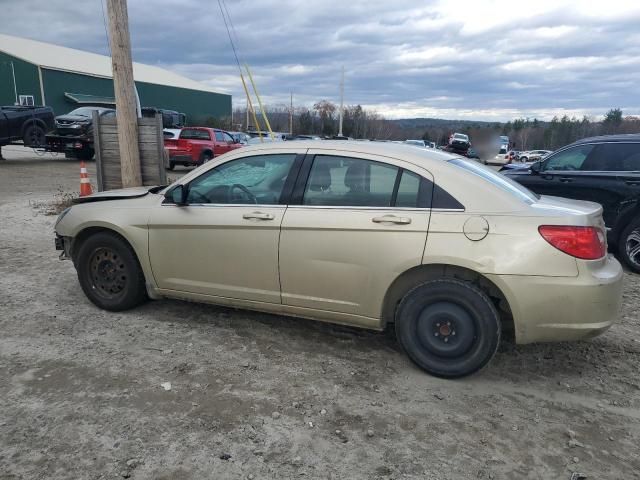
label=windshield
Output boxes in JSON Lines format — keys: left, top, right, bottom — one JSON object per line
{"left": 67, "top": 107, "right": 105, "bottom": 117}
{"left": 448, "top": 158, "right": 539, "bottom": 204}
{"left": 453, "top": 134, "right": 468, "bottom": 141}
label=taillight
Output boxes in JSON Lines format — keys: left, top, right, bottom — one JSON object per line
{"left": 538, "top": 225, "right": 606, "bottom": 260}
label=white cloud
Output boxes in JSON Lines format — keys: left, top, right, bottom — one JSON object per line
{"left": 1, "top": 0, "right": 639, "bottom": 121}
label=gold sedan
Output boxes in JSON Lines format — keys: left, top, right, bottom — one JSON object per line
{"left": 54, "top": 141, "right": 623, "bottom": 378}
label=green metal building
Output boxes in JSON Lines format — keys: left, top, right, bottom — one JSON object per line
{"left": 0, "top": 33, "right": 231, "bottom": 124}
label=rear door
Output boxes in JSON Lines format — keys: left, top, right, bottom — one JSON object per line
{"left": 278, "top": 150, "right": 432, "bottom": 320}
{"left": 214, "top": 130, "right": 236, "bottom": 155}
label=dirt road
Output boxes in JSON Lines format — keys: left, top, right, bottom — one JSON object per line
{"left": 1, "top": 148, "right": 639, "bottom": 480}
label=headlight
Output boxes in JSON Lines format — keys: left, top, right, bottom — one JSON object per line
{"left": 55, "top": 207, "right": 72, "bottom": 229}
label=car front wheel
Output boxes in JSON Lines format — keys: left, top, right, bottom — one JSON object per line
{"left": 395, "top": 278, "right": 501, "bottom": 378}
{"left": 620, "top": 218, "right": 640, "bottom": 273}
{"left": 76, "top": 231, "right": 147, "bottom": 311}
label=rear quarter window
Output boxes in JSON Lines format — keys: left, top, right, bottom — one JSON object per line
{"left": 449, "top": 158, "right": 538, "bottom": 204}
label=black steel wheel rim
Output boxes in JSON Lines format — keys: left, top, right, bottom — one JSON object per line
{"left": 88, "top": 247, "right": 127, "bottom": 300}
{"left": 626, "top": 228, "right": 640, "bottom": 269}
{"left": 29, "top": 127, "right": 44, "bottom": 147}
{"left": 416, "top": 301, "right": 477, "bottom": 358}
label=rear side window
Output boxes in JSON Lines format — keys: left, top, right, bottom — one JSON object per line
{"left": 584, "top": 143, "right": 640, "bottom": 171}
{"left": 449, "top": 157, "right": 537, "bottom": 204}
{"left": 302, "top": 155, "right": 433, "bottom": 208}
{"left": 215, "top": 131, "right": 224, "bottom": 142}
{"left": 180, "top": 128, "right": 210, "bottom": 140}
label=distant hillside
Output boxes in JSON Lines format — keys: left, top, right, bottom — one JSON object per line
{"left": 390, "top": 118, "right": 501, "bottom": 129}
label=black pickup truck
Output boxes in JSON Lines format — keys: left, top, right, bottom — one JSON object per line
{"left": 0, "top": 105, "right": 55, "bottom": 148}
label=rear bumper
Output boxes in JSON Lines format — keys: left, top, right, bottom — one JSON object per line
{"left": 168, "top": 153, "right": 196, "bottom": 164}
{"left": 487, "top": 255, "right": 624, "bottom": 344}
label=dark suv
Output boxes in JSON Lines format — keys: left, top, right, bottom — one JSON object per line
{"left": 504, "top": 134, "right": 640, "bottom": 272}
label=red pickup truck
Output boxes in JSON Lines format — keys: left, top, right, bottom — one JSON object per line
{"left": 164, "top": 127, "right": 242, "bottom": 170}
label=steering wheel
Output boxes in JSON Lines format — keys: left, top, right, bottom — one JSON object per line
{"left": 187, "top": 189, "right": 209, "bottom": 204}
{"left": 230, "top": 184, "right": 258, "bottom": 204}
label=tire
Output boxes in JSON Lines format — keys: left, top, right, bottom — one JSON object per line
{"left": 519, "top": 156, "right": 528, "bottom": 163}
{"left": 200, "top": 152, "right": 213, "bottom": 164}
{"left": 168, "top": 161, "right": 175, "bottom": 171}
{"left": 75, "top": 231, "right": 147, "bottom": 311}
{"left": 619, "top": 218, "right": 640, "bottom": 273}
{"left": 23, "top": 124, "right": 45, "bottom": 147}
{"left": 395, "top": 278, "right": 501, "bottom": 378}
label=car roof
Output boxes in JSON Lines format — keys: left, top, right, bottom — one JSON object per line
{"left": 571, "top": 134, "right": 640, "bottom": 145}
{"left": 233, "top": 140, "right": 457, "bottom": 169}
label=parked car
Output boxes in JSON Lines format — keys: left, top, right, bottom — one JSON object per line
{"left": 448, "top": 132, "right": 470, "bottom": 153}
{"left": 54, "top": 141, "right": 623, "bottom": 378}
{"left": 519, "top": 150, "right": 553, "bottom": 162}
{"left": 504, "top": 134, "right": 640, "bottom": 272}
{"left": 0, "top": 105, "right": 55, "bottom": 147}
{"left": 465, "top": 148, "right": 480, "bottom": 159}
{"left": 227, "top": 131, "right": 251, "bottom": 145}
{"left": 164, "top": 127, "right": 242, "bottom": 170}
{"left": 141, "top": 107, "right": 186, "bottom": 129}
{"left": 46, "top": 107, "right": 116, "bottom": 160}
{"left": 405, "top": 139, "right": 427, "bottom": 148}
{"left": 487, "top": 146, "right": 510, "bottom": 165}
{"left": 293, "top": 135, "right": 322, "bottom": 141}
{"left": 163, "top": 128, "right": 182, "bottom": 140}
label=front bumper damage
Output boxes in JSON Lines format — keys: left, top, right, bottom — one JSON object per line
{"left": 55, "top": 234, "right": 72, "bottom": 260}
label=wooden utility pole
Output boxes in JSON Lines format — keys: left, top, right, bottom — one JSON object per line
{"left": 106, "top": 0, "right": 141, "bottom": 187}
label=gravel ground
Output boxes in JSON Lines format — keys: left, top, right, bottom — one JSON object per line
{"left": 1, "top": 147, "right": 639, "bottom": 480}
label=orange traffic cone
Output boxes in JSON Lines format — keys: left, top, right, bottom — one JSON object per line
{"left": 79, "top": 160, "right": 93, "bottom": 197}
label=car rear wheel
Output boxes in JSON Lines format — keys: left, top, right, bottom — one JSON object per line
{"left": 519, "top": 156, "right": 528, "bottom": 162}
{"left": 168, "top": 161, "right": 175, "bottom": 170}
{"left": 395, "top": 278, "right": 501, "bottom": 378}
{"left": 76, "top": 232, "right": 147, "bottom": 311}
{"left": 200, "top": 152, "right": 213, "bottom": 164}
{"left": 619, "top": 218, "right": 640, "bottom": 273}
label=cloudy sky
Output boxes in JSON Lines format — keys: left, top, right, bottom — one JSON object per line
{"left": 2, "top": 0, "right": 640, "bottom": 120}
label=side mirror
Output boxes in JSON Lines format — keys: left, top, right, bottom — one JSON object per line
{"left": 530, "top": 162, "right": 541, "bottom": 174}
{"left": 165, "top": 184, "right": 188, "bottom": 206}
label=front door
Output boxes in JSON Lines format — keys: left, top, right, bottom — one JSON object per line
{"left": 148, "top": 152, "right": 300, "bottom": 304}
{"left": 279, "top": 152, "right": 432, "bottom": 320}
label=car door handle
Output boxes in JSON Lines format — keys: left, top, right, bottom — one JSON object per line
{"left": 372, "top": 215, "right": 412, "bottom": 225}
{"left": 242, "top": 212, "right": 275, "bottom": 221}
{"left": 559, "top": 177, "right": 573, "bottom": 183}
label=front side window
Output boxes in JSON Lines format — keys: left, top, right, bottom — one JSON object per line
{"left": 215, "top": 131, "right": 225, "bottom": 142}
{"left": 302, "top": 155, "right": 430, "bottom": 208}
{"left": 543, "top": 144, "right": 595, "bottom": 171}
{"left": 186, "top": 154, "right": 296, "bottom": 204}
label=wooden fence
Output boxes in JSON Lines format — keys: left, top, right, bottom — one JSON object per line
{"left": 92, "top": 112, "right": 167, "bottom": 191}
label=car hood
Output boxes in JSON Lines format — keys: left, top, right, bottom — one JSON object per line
{"left": 73, "top": 186, "right": 162, "bottom": 204}
{"left": 56, "top": 115, "right": 92, "bottom": 123}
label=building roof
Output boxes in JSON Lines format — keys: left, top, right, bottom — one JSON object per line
{"left": 0, "top": 33, "right": 224, "bottom": 94}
